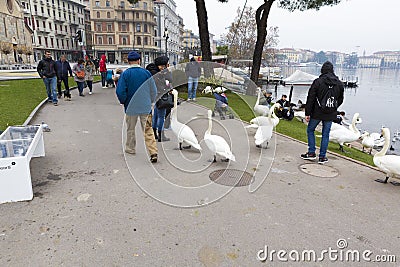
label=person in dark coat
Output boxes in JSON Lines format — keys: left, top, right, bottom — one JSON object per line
{"left": 301, "top": 61, "right": 344, "bottom": 164}
{"left": 185, "top": 57, "right": 201, "bottom": 101}
{"left": 37, "top": 50, "right": 58, "bottom": 105}
{"left": 55, "top": 55, "right": 73, "bottom": 100}
{"left": 146, "top": 56, "right": 172, "bottom": 142}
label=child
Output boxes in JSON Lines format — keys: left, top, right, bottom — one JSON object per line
{"left": 106, "top": 69, "right": 114, "bottom": 87}
{"left": 112, "top": 68, "right": 123, "bottom": 87}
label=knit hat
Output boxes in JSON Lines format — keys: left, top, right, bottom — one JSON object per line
{"left": 127, "top": 51, "right": 141, "bottom": 61}
{"left": 321, "top": 61, "right": 334, "bottom": 74}
{"left": 154, "top": 56, "right": 169, "bottom": 66}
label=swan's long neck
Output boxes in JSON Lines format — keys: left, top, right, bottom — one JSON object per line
{"left": 172, "top": 93, "right": 178, "bottom": 121}
{"left": 375, "top": 129, "right": 390, "bottom": 157}
{"left": 350, "top": 115, "right": 360, "bottom": 135}
{"left": 270, "top": 104, "right": 279, "bottom": 120}
{"left": 206, "top": 113, "right": 212, "bottom": 135}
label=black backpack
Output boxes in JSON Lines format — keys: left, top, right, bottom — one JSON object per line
{"left": 317, "top": 84, "right": 338, "bottom": 114}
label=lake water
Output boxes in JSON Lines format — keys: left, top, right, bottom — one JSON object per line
{"left": 266, "top": 66, "right": 400, "bottom": 153}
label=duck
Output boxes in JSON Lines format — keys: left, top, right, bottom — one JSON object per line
{"left": 374, "top": 128, "right": 400, "bottom": 186}
{"left": 246, "top": 103, "right": 281, "bottom": 128}
{"left": 253, "top": 87, "right": 270, "bottom": 116}
{"left": 170, "top": 89, "right": 202, "bottom": 151}
{"left": 203, "top": 110, "right": 235, "bottom": 162}
{"left": 329, "top": 113, "right": 362, "bottom": 152}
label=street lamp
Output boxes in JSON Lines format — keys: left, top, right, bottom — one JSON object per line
{"left": 163, "top": 27, "right": 169, "bottom": 57}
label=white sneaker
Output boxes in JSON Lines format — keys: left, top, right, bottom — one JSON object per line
{"left": 187, "top": 98, "right": 192, "bottom": 101}
{"left": 102, "top": 86, "right": 107, "bottom": 88}
{"left": 89, "top": 92, "right": 92, "bottom": 95}
{"left": 192, "top": 98, "right": 196, "bottom": 101}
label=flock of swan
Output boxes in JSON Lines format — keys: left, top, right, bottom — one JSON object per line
{"left": 168, "top": 87, "right": 399, "bottom": 185}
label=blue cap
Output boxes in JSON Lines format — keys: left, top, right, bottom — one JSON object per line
{"left": 127, "top": 51, "right": 141, "bottom": 61}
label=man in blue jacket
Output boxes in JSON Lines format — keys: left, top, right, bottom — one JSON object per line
{"left": 116, "top": 51, "right": 158, "bottom": 163}
{"left": 55, "top": 55, "right": 73, "bottom": 100}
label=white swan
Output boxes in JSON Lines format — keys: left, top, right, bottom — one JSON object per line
{"left": 360, "top": 132, "right": 375, "bottom": 154}
{"left": 253, "top": 87, "right": 270, "bottom": 116}
{"left": 254, "top": 124, "right": 274, "bottom": 149}
{"left": 374, "top": 128, "right": 400, "bottom": 186}
{"left": 294, "top": 111, "right": 306, "bottom": 122}
{"left": 370, "top": 132, "right": 385, "bottom": 147}
{"left": 213, "top": 86, "right": 228, "bottom": 93}
{"left": 329, "top": 113, "right": 362, "bottom": 152}
{"left": 246, "top": 103, "right": 281, "bottom": 128}
{"left": 170, "top": 89, "right": 202, "bottom": 151}
{"left": 202, "top": 85, "right": 213, "bottom": 94}
{"left": 203, "top": 110, "right": 235, "bottom": 162}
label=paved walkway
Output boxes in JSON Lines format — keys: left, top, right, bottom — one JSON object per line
{"left": 0, "top": 82, "right": 399, "bottom": 266}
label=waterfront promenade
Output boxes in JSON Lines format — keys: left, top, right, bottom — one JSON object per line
{"left": 0, "top": 82, "right": 399, "bottom": 266}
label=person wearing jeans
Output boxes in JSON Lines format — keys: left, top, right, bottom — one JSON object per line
{"left": 185, "top": 57, "right": 201, "bottom": 101}
{"left": 37, "top": 50, "right": 58, "bottom": 105}
{"left": 55, "top": 55, "right": 73, "bottom": 100}
{"left": 73, "top": 59, "right": 86, "bottom": 97}
{"left": 301, "top": 61, "right": 344, "bottom": 164}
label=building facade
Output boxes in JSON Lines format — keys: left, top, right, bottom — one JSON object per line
{"left": 90, "top": 0, "right": 158, "bottom": 65}
{"left": 21, "top": 0, "right": 86, "bottom": 62}
{"left": 358, "top": 56, "right": 381, "bottom": 68}
{"left": 373, "top": 51, "right": 400, "bottom": 68}
{"left": 182, "top": 29, "right": 200, "bottom": 60}
{"left": 154, "top": 0, "right": 180, "bottom": 64}
{"left": 0, "top": 0, "right": 33, "bottom": 64}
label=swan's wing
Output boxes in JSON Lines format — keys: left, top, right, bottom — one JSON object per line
{"left": 374, "top": 155, "right": 400, "bottom": 175}
{"left": 255, "top": 125, "right": 273, "bottom": 145}
{"left": 180, "top": 125, "right": 200, "bottom": 146}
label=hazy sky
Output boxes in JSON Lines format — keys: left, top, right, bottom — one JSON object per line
{"left": 174, "top": 0, "right": 400, "bottom": 55}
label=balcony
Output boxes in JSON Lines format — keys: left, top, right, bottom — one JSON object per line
{"left": 55, "top": 31, "right": 66, "bottom": 36}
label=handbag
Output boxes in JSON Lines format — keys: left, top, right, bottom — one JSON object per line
{"left": 76, "top": 70, "right": 85, "bottom": 79}
{"left": 156, "top": 93, "right": 174, "bottom": 109}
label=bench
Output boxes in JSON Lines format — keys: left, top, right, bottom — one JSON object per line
{"left": 0, "top": 125, "right": 45, "bottom": 204}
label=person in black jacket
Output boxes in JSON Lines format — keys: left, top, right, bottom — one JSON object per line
{"left": 55, "top": 55, "right": 73, "bottom": 100}
{"left": 301, "top": 61, "right": 344, "bottom": 164}
{"left": 37, "top": 50, "right": 59, "bottom": 105}
{"left": 146, "top": 56, "right": 172, "bottom": 142}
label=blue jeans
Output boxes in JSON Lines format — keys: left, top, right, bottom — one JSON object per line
{"left": 76, "top": 81, "right": 85, "bottom": 94}
{"left": 187, "top": 77, "right": 198, "bottom": 99}
{"left": 43, "top": 77, "right": 58, "bottom": 103}
{"left": 152, "top": 107, "right": 167, "bottom": 131}
{"left": 101, "top": 72, "right": 106, "bottom": 87}
{"left": 307, "top": 118, "right": 332, "bottom": 158}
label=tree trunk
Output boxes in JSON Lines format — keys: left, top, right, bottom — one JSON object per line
{"left": 250, "top": 0, "right": 274, "bottom": 93}
{"left": 195, "top": 0, "right": 212, "bottom": 62}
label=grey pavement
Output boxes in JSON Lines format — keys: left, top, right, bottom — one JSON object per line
{"left": 0, "top": 82, "right": 399, "bottom": 266}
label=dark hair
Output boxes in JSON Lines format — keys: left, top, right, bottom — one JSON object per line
{"left": 77, "top": 58, "right": 84, "bottom": 64}
{"left": 44, "top": 50, "right": 51, "bottom": 54}
{"left": 282, "top": 95, "right": 287, "bottom": 98}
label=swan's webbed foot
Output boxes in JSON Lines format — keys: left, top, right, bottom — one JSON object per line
{"left": 375, "top": 177, "right": 389, "bottom": 184}
{"left": 390, "top": 181, "right": 400, "bottom": 186}
{"left": 221, "top": 158, "right": 229, "bottom": 162}
{"left": 339, "top": 145, "right": 349, "bottom": 153}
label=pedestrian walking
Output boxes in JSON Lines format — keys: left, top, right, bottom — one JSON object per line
{"left": 72, "top": 59, "right": 86, "bottom": 97}
{"left": 55, "top": 55, "right": 73, "bottom": 100}
{"left": 84, "top": 58, "right": 95, "bottom": 95}
{"left": 37, "top": 50, "right": 59, "bottom": 106}
{"left": 185, "top": 57, "right": 201, "bottom": 101}
{"left": 146, "top": 55, "right": 173, "bottom": 142}
{"left": 99, "top": 55, "right": 107, "bottom": 88}
{"left": 116, "top": 51, "right": 158, "bottom": 163}
{"left": 93, "top": 58, "right": 100, "bottom": 75}
{"left": 301, "top": 61, "right": 344, "bottom": 164}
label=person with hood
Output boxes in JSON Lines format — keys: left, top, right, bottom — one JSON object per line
{"left": 73, "top": 58, "right": 86, "bottom": 97}
{"left": 37, "top": 50, "right": 59, "bottom": 105}
{"left": 116, "top": 51, "right": 158, "bottom": 163}
{"left": 55, "top": 55, "right": 73, "bottom": 100}
{"left": 146, "top": 56, "right": 173, "bottom": 142}
{"left": 99, "top": 54, "right": 107, "bottom": 88}
{"left": 84, "top": 58, "right": 95, "bottom": 95}
{"left": 301, "top": 61, "right": 344, "bottom": 164}
{"left": 185, "top": 57, "right": 201, "bottom": 101}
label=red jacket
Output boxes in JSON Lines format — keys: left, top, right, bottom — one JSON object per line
{"left": 99, "top": 55, "right": 107, "bottom": 72}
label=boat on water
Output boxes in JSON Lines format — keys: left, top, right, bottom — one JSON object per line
{"left": 293, "top": 62, "right": 322, "bottom": 67}
{"left": 283, "top": 70, "right": 318, "bottom": 86}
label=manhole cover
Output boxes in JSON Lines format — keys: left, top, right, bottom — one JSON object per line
{"left": 299, "top": 164, "right": 339, "bottom": 178}
{"left": 209, "top": 169, "right": 254, "bottom": 187}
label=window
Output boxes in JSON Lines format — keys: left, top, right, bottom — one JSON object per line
{"left": 53, "top": 10, "right": 55, "bottom": 17}
{"left": 44, "top": 37, "right": 48, "bottom": 47}
{"left": 121, "top": 12, "right": 125, "bottom": 20}
{"left": 143, "top": 24, "right": 147, "bottom": 33}
{"left": 107, "top": 24, "right": 112, "bottom": 32}
{"left": 64, "top": 12, "right": 66, "bottom": 19}
{"left": 144, "top": 13, "right": 147, "bottom": 20}
{"left": 136, "top": 36, "right": 141, "bottom": 45}
{"left": 136, "top": 23, "right": 141, "bottom": 32}
{"left": 41, "top": 7, "right": 44, "bottom": 13}
{"left": 36, "top": 20, "right": 39, "bottom": 28}
{"left": 95, "top": 1, "right": 100, "bottom": 7}
{"left": 121, "top": 23, "right": 126, "bottom": 31}
{"left": 154, "top": 29, "right": 157, "bottom": 37}
{"left": 107, "top": 12, "right": 110, "bottom": 18}
{"left": 105, "top": 1, "right": 110, "bottom": 7}
{"left": 155, "top": 41, "right": 158, "bottom": 46}
{"left": 56, "top": 39, "right": 59, "bottom": 48}
{"left": 58, "top": 11, "right": 61, "bottom": 18}
{"left": 50, "top": 38, "right": 54, "bottom": 47}
{"left": 34, "top": 5, "right": 37, "bottom": 12}
{"left": 144, "top": 37, "right": 148, "bottom": 45}
{"left": 47, "top": 8, "right": 50, "bottom": 15}
{"left": 49, "top": 22, "right": 52, "bottom": 30}
{"left": 120, "top": 1, "right": 124, "bottom": 8}
{"left": 65, "top": 25, "right": 67, "bottom": 32}
{"left": 98, "top": 36, "right": 102, "bottom": 44}
{"left": 96, "top": 24, "right": 101, "bottom": 31}
{"left": 42, "top": 21, "right": 45, "bottom": 28}
{"left": 143, "top": 2, "right": 147, "bottom": 10}
{"left": 66, "top": 40, "right": 69, "bottom": 48}
{"left": 108, "top": 37, "right": 113, "bottom": 44}
{"left": 61, "top": 39, "right": 64, "bottom": 48}
{"left": 136, "top": 12, "right": 139, "bottom": 19}
{"left": 97, "top": 11, "right": 100, "bottom": 18}
{"left": 122, "top": 37, "right": 127, "bottom": 45}
{"left": 38, "top": 36, "right": 42, "bottom": 45}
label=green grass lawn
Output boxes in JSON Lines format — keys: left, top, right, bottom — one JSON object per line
{"left": 0, "top": 76, "right": 101, "bottom": 131}
{"left": 177, "top": 87, "right": 374, "bottom": 166}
